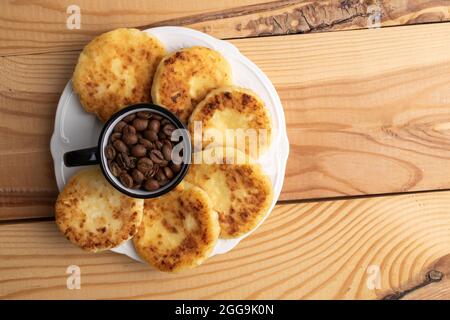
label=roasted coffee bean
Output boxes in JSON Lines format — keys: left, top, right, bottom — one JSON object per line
{"left": 123, "top": 125, "right": 136, "bottom": 135}
{"left": 122, "top": 133, "right": 138, "bottom": 146}
{"left": 111, "top": 132, "right": 122, "bottom": 142}
{"left": 113, "top": 140, "right": 128, "bottom": 153}
{"left": 131, "top": 169, "right": 145, "bottom": 184}
{"left": 122, "top": 114, "right": 136, "bottom": 123}
{"left": 156, "top": 169, "right": 167, "bottom": 181}
{"left": 105, "top": 144, "right": 116, "bottom": 160}
{"left": 144, "top": 164, "right": 159, "bottom": 178}
{"left": 119, "top": 153, "right": 136, "bottom": 170}
{"left": 162, "top": 124, "right": 176, "bottom": 137}
{"left": 138, "top": 138, "right": 153, "bottom": 149}
{"left": 143, "top": 130, "right": 158, "bottom": 142}
{"left": 144, "top": 179, "right": 160, "bottom": 191}
{"left": 148, "top": 119, "right": 160, "bottom": 132}
{"left": 170, "top": 162, "right": 182, "bottom": 173}
{"left": 150, "top": 149, "right": 164, "bottom": 164}
{"left": 107, "top": 110, "right": 181, "bottom": 193}
{"left": 128, "top": 156, "right": 137, "bottom": 169}
{"left": 158, "top": 132, "right": 166, "bottom": 140}
{"left": 137, "top": 157, "right": 153, "bottom": 174}
{"left": 114, "top": 121, "right": 127, "bottom": 133}
{"left": 163, "top": 166, "right": 174, "bottom": 179}
{"left": 110, "top": 161, "right": 122, "bottom": 177}
{"left": 116, "top": 153, "right": 127, "bottom": 169}
{"left": 131, "top": 144, "right": 147, "bottom": 157}
{"left": 119, "top": 172, "right": 134, "bottom": 188}
{"left": 137, "top": 111, "right": 152, "bottom": 119}
{"left": 132, "top": 118, "right": 148, "bottom": 131}
{"left": 157, "top": 170, "right": 169, "bottom": 186}
{"left": 162, "top": 144, "right": 172, "bottom": 161}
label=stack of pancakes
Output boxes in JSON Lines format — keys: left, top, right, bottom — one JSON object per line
{"left": 56, "top": 28, "right": 274, "bottom": 272}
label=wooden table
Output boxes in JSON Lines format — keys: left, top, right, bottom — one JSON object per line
{"left": 1, "top": 0, "right": 450, "bottom": 300}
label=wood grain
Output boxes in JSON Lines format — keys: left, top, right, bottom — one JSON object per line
{"left": 186, "top": 0, "right": 450, "bottom": 40}
{"left": 0, "top": 52, "right": 75, "bottom": 219}
{"left": 239, "top": 23, "right": 450, "bottom": 200}
{"left": 2, "top": 23, "right": 450, "bottom": 218}
{"left": 1, "top": 0, "right": 450, "bottom": 55}
{"left": 1, "top": 192, "right": 450, "bottom": 299}
{"left": 402, "top": 254, "right": 450, "bottom": 300}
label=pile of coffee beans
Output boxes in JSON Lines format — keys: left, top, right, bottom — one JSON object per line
{"left": 105, "top": 111, "right": 183, "bottom": 191}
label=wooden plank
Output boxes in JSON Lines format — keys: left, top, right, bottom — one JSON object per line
{"left": 1, "top": 0, "right": 450, "bottom": 55}
{"left": 1, "top": 192, "right": 450, "bottom": 299}
{"left": 2, "top": 23, "right": 450, "bottom": 219}
{"left": 402, "top": 255, "right": 450, "bottom": 300}
{"left": 0, "top": 52, "right": 73, "bottom": 219}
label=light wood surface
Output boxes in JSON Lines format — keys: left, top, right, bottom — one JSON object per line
{"left": 403, "top": 255, "right": 450, "bottom": 300}
{"left": 1, "top": 0, "right": 450, "bottom": 300}
{"left": 1, "top": 192, "right": 450, "bottom": 299}
{"left": 239, "top": 23, "right": 450, "bottom": 200}
{"left": 1, "top": 0, "right": 449, "bottom": 55}
{"left": 2, "top": 23, "right": 450, "bottom": 219}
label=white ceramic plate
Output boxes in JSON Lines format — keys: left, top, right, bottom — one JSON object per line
{"left": 50, "top": 26, "right": 289, "bottom": 261}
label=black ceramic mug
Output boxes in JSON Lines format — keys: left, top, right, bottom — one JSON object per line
{"left": 64, "top": 104, "right": 191, "bottom": 198}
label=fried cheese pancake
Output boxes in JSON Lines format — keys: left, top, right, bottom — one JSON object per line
{"left": 188, "top": 86, "right": 272, "bottom": 158}
{"left": 55, "top": 168, "right": 144, "bottom": 252}
{"left": 133, "top": 181, "right": 220, "bottom": 272}
{"left": 151, "top": 46, "right": 232, "bottom": 123}
{"left": 73, "top": 28, "right": 166, "bottom": 122}
{"left": 185, "top": 147, "right": 273, "bottom": 238}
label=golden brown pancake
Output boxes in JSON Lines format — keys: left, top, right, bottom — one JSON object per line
{"left": 188, "top": 86, "right": 272, "bottom": 158}
{"left": 73, "top": 28, "right": 166, "bottom": 122}
{"left": 151, "top": 46, "right": 232, "bottom": 123}
{"left": 55, "top": 168, "right": 144, "bottom": 252}
{"left": 185, "top": 147, "right": 273, "bottom": 238}
{"left": 133, "top": 181, "right": 220, "bottom": 272}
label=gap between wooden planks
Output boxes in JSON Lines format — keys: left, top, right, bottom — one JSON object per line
{"left": 1, "top": 192, "right": 450, "bottom": 300}
{"left": 1, "top": 0, "right": 450, "bottom": 56}
{"left": 2, "top": 23, "right": 450, "bottom": 219}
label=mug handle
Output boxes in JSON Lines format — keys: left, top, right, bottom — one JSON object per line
{"left": 64, "top": 147, "right": 99, "bottom": 167}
